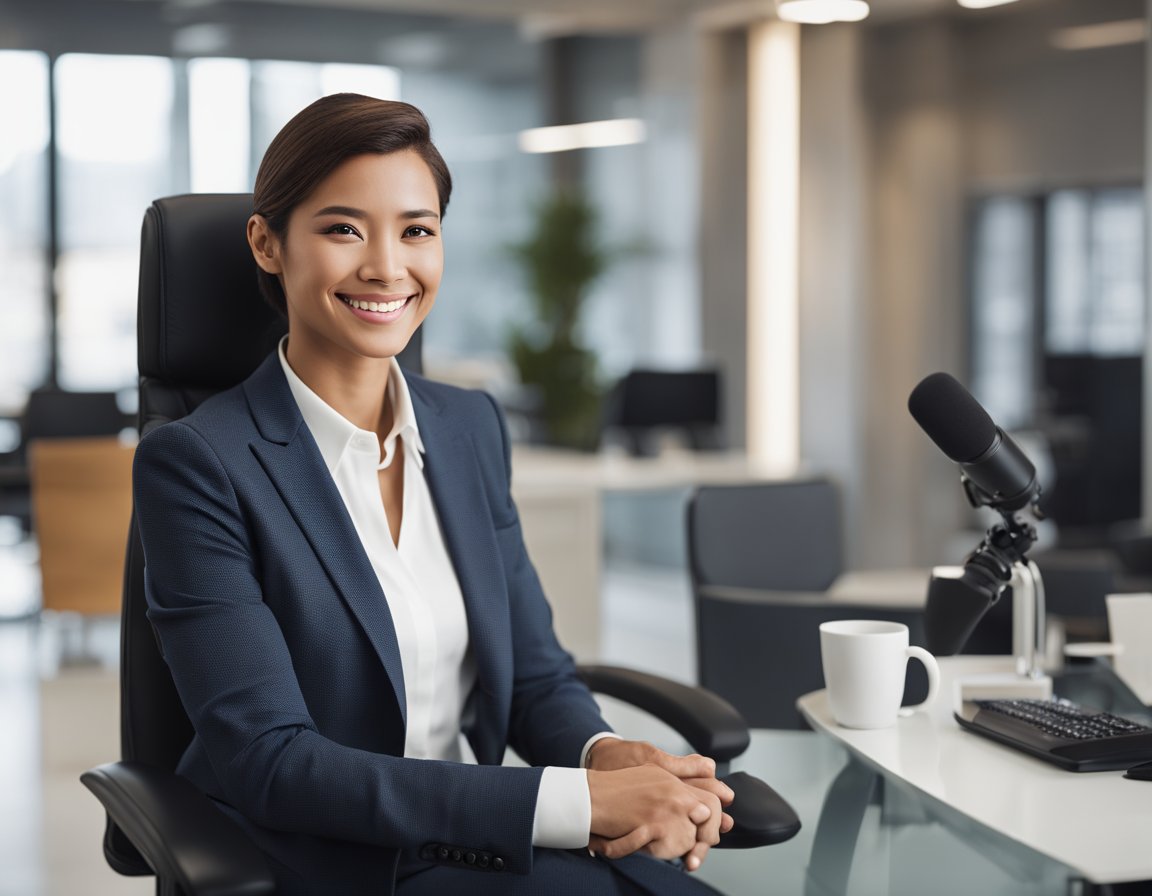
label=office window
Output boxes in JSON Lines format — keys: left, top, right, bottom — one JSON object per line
{"left": 969, "top": 185, "right": 1146, "bottom": 423}
{"left": 55, "top": 54, "right": 178, "bottom": 391}
{"left": 1046, "top": 188, "right": 1144, "bottom": 357}
{"left": 968, "top": 186, "right": 1145, "bottom": 532}
{"left": 250, "top": 61, "right": 401, "bottom": 163}
{"left": 0, "top": 51, "right": 50, "bottom": 414}
{"left": 188, "top": 58, "right": 251, "bottom": 194}
{"left": 969, "top": 196, "right": 1036, "bottom": 429}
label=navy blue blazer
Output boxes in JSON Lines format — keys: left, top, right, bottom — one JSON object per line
{"left": 133, "top": 353, "right": 612, "bottom": 894}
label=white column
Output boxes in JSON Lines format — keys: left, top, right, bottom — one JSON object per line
{"left": 747, "top": 20, "right": 801, "bottom": 473}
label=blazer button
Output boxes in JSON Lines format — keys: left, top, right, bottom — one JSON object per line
{"left": 493, "top": 857, "right": 504, "bottom": 871}
{"left": 478, "top": 855, "right": 490, "bottom": 868}
{"left": 465, "top": 852, "right": 477, "bottom": 865}
{"left": 451, "top": 849, "right": 463, "bottom": 862}
{"left": 437, "top": 846, "right": 449, "bottom": 860}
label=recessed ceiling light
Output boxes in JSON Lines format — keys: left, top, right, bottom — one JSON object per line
{"left": 776, "top": 0, "right": 869, "bottom": 25}
{"left": 1051, "top": 19, "right": 1147, "bottom": 51}
{"left": 518, "top": 119, "right": 647, "bottom": 154}
{"left": 956, "top": 0, "right": 1021, "bottom": 8}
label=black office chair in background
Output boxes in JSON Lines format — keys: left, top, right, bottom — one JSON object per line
{"left": 21, "top": 387, "right": 131, "bottom": 443}
{"left": 0, "top": 387, "right": 132, "bottom": 534}
{"left": 80, "top": 195, "right": 799, "bottom": 895}
{"left": 602, "top": 368, "right": 722, "bottom": 457}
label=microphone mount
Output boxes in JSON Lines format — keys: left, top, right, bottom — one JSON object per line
{"left": 966, "top": 508, "right": 1038, "bottom": 585}
{"left": 928, "top": 497, "right": 1048, "bottom": 678}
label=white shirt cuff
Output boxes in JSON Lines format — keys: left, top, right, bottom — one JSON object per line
{"left": 531, "top": 766, "right": 592, "bottom": 848}
{"left": 580, "top": 731, "right": 622, "bottom": 769}
{"left": 530, "top": 733, "right": 621, "bottom": 848}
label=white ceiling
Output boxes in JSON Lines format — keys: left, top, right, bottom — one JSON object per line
{"left": 251, "top": 0, "right": 955, "bottom": 14}
{"left": 139, "top": 0, "right": 967, "bottom": 34}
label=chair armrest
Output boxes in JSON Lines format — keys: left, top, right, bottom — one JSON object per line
{"left": 577, "top": 664, "right": 751, "bottom": 762}
{"left": 716, "top": 771, "right": 801, "bottom": 847}
{"left": 80, "top": 761, "right": 274, "bottom": 896}
{"left": 576, "top": 665, "right": 802, "bottom": 849}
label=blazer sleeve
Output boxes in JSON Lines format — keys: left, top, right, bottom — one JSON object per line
{"left": 473, "top": 391, "right": 614, "bottom": 768}
{"left": 134, "top": 418, "right": 545, "bottom": 874}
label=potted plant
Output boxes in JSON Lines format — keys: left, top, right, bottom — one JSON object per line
{"left": 507, "top": 191, "right": 607, "bottom": 451}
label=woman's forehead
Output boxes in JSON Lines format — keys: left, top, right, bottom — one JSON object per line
{"left": 299, "top": 151, "right": 440, "bottom": 215}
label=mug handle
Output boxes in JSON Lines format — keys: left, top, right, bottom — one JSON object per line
{"left": 897, "top": 646, "right": 940, "bottom": 717}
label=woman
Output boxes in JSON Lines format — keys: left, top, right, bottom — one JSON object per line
{"left": 133, "top": 93, "right": 732, "bottom": 895}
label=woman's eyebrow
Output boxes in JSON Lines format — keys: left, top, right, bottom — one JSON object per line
{"left": 313, "top": 205, "right": 367, "bottom": 219}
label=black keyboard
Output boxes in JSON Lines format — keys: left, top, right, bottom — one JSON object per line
{"left": 955, "top": 697, "right": 1152, "bottom": 771}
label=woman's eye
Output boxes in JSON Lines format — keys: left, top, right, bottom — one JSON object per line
{"left": 325, "top": 223, "right": 359, "bottom": 236}
{"left": 405, "top": 225, "right": 435, "bottom": 238}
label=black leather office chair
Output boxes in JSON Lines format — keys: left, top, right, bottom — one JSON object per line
{"left": 80, "top": 194, "right": 800, "bottom": 896}
{"left": 688, "top": 480, "right": 931, "bottom": 729}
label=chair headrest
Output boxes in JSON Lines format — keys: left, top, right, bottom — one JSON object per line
{"left": 137, "top": 194, "right": 422, "bottom": 420}
{"left": 138, "top": 194, "right": 286, "bottom": 391}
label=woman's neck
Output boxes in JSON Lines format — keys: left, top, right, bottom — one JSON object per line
{"left": 285, "top": 338, "right": 394, "bottom": 438}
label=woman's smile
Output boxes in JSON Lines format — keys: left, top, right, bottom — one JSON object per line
{"left": 337, "top": 292, "right": 414, "bottom": 318}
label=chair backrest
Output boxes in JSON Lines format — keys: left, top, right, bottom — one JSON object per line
{"left": 121, "top": 194, "right": 423, "bottom": 774}
{"left": 22, "top": 388, "right": 130, "bottom": 448}
{"left": 30, "top": 436, "right": 135, "bottom": 615}
{"left": 688, "top": 479, "right": 843, "bottom": 593}
{"left": 687, "top": 480, "right": 912, "bottom": 729}
{"left": 602, "top": 369, "right": 721, "bottom": 456}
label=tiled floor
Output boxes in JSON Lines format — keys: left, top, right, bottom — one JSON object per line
{"left": 0, "top": 560, "right": 709, "bottom": 896}
{"left": 0, "top": 616, "right": 153, "bottom": 896}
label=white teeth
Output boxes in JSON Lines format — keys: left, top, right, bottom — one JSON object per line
{"left": 346, "top": 297, "right": 407, "bottom": 313}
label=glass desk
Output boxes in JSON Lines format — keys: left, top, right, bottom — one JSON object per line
{"left": 695, "top": 656, "right": 1152, "bottom": 896}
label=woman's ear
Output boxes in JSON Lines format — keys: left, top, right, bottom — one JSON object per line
{"left": 247, "top": 214, "right": 283, "bottom": 275}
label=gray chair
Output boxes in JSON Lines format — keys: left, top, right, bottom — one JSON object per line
{"left": 687, "top": 480, "right": 928, "bottom": 729}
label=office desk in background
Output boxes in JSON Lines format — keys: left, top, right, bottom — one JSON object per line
{"left": 795, "top": 656, "right": 1152, "bottom": 892}
{"left": 509, "top": 446, "right": 791, "bottom": 660}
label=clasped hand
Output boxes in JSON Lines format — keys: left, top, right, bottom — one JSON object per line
{"left": 585, "top": 739, "right": 735, "bottom": 872}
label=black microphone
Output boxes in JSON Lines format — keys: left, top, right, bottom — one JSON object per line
{"left": 908, "top": 372, "right": 1040, "bottom": 513}
{"left": 909, "top": 372, "right": 1042, "bottom": 654}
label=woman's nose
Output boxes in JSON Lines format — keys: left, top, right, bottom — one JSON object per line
{"left": 359, "top": 239, "right": 406, "bottom": 284}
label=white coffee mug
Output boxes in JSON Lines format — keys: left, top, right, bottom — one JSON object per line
{"left": 819, "top": 620, "right": 940, "bottom": 729}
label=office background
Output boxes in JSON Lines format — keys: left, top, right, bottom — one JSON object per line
{"left": 0, "top": 0, "right": 1148, "bottom": 893}
{"left": 1, "top": 0, "right": 1146, "bottom": 573}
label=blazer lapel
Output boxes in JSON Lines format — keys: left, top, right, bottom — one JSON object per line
{"left": 242, "top": 355, "right": 407, "bottom": 723}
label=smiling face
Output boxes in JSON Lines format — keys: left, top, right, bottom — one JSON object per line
{"left": 248, "top": 150, "right": 443, "bottom": 382}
